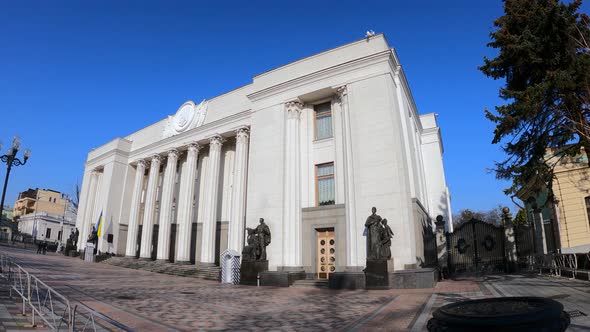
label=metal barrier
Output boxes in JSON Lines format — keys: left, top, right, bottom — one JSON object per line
{"left": 0, "top": 253, "right": 134, "bottom": 332}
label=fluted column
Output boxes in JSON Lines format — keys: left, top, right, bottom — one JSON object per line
{"left": 139, "top": 154, "right": 162, "bottom": 259}
{"left": 200, "top": 135, "right": 225, "bottom": 265}
{"left": 78, "top": 170, "right": 99, "bottom": 251}
{"left": 337, "top": 86, "right": 360, "bottom": 268}
{"left": 228, "top": 127, "right": 250, "bottom": 252}
{"left": 156, "top": 149, "right": 179, "bottom": 260}
{"left": 283, "top": 101, "right": 303, "bottom": 268}
{"left": 125, "top": 159, "right": 146, "bottom": 257}
{"left": 176, "top": 143, "right": 200, "bottom": 263}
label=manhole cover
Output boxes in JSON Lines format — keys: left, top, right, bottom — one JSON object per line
{"left": 116, "top": 295, "right": 136, "bottom": 300}
{"left": 566, "top": 310, "right": 587, "bottom": 318}
{"left": 549, "top": 294, "right": 570, "bottom": 300}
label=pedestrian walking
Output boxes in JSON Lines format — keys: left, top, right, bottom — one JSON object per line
{"left": 36, "top": 241, "right": 42, "bottom": 254}
{"left": 42, "top": 241, "right": 47, "bottom": 255}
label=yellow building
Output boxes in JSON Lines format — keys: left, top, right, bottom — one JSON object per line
{"left": 551, "top": 150, "right": 590, "bottom": 252}
{"left": 13, "top": 188, "right": 68, "bottom": 218}
{"left": 519, "top": 149, "right": 590, "bottom": 253}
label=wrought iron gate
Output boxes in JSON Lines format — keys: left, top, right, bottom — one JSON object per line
{"left": 447, "top": 219, "right": 506, "bottom": 275}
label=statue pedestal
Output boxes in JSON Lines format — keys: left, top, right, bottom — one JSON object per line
{"left": 365, "top": 259, "right": 390, "bottom": 289}
{"left": 240, "top": 260, "right": 268, "bottom": 286}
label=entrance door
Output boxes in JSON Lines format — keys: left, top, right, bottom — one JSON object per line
{"left": 316, "top": 229, "right": 335, "bottom": 279}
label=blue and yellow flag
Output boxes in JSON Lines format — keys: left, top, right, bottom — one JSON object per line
{"left": 94, "top": 211, "right": 103, "bottom": 237}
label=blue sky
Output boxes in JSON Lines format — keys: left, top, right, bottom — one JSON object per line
{"left": 1, "top": 1, "right": 587, "bottom": 214}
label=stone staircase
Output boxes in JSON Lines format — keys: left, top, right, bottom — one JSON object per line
{"left": 291, "top": 278, "right": 330, "bottom": 289}
{"left": 102, "top": 256, "right": 220, "bottom": 281}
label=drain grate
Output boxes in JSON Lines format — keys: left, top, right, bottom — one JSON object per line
{"left": 566, "top": 310, "right": 587, "bottom": 318}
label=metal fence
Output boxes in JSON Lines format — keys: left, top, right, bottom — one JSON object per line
{"left": 0, "top": 254, "right": 133, "bottom": 332}
{"left": 521, "top": 252, "right": 590, "bottom": 280}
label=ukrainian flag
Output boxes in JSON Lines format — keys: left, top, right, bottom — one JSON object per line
{"left": 94, "top": 211, "right": 104, "bottom": 237}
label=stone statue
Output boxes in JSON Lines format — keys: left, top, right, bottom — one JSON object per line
{"left": 255, "top": 218, "right": 271, "bottom": 261}
{"left": 242, "top": 228, "right": 258, "bottom": 261}
{"left": 243, "top": 218, "right": 271, "bottom": 261}
{"left": 365, "top": 207, "right": 383, "bottom": 260}
{"left": 74, "top": 228, "right": 79, "bottom": 246}
{"left": 381, "top": 219, "right": 394, "bottom": 260}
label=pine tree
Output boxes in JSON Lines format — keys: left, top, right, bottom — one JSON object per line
{"left": 480, "top": 0, "right": 590, "bottom": 194}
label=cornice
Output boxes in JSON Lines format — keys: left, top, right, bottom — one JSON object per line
{"left": 128, "top": 109, "right": 251, "bottom": 159}
{"left": 247, "top": 50, "right": 392, "bottom": 102}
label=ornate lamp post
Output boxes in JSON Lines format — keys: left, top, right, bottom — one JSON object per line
{"left": 0, "top": 136, "right": 31, "bottom": 221}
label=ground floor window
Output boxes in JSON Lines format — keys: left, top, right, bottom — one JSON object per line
{"left": 46, "top": 228, "right": 51, "bottom": 239}
{"left": 316, "top": 163, "right": 335, "bottom": 206}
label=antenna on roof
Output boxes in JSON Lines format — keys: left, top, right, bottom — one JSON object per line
{"left": 365, "top": 30, "right": 376, "bottom": 40}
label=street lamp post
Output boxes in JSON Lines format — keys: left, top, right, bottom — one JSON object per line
{"left": 0, "top": 136, "right": 31, "bottom": 221}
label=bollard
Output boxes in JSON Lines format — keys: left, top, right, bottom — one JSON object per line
{"left": 257, "top": 273, "right": 260, "bottom": 287}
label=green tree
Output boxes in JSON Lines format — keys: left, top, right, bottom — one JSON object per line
{"left": 513, "top": 208, "right": 528, "bottom": 225}
{"left": 480, "top": 0, "right": 590, "bottom": 195}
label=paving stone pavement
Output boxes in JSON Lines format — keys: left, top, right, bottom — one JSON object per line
{"left": 1, "top": 246, "right": 590, "bottom": 331}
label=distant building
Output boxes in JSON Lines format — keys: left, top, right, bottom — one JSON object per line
{"left": 12, "top": 188, "right": 77, "bottom": 243}
{"left": 518, "top": 148, "right": 590, "bottom": 253}
{"left": 13, "top": 188, "right": 68, "bottom": 218}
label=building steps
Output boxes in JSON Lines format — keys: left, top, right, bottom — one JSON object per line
{"left": 291, "top": 279, "right": 330, "bottom": 289}
{"left": 101, "top": 256, "right": 220, "bottom": 281}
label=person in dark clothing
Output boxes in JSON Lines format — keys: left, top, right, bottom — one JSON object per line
{"left": 36, "top": 241, "right": 42, "bottom": 254}
{"left": 42, "top": 241, "right": 47, "bottom": 255}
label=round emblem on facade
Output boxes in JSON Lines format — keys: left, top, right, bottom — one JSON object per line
{"left": 162, "top": 100, "right": 209, "bottom": 138}
{"left": 329, "top": 239, "right": 335, "bottom": 245}
{"left": 320, "top": 240, "right": 326, "bottom": 246}
{"left": 330, "top": 266, "right": 335, "bottom": 272}
{"left": 483, "top": 235, "right": 496, "bottom": 251}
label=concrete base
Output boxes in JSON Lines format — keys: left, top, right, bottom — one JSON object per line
{"left": 259, "top": 270, "right": 306, "bottom": 287}
{"left": 389, "top": 268, "right": 437, "bottom": 289}
{"left": 240, "top": 260, "right": 268, "bottom": 286}
{"left": 175, "top": 260, "right": 193, "bottom": 265}
{"left": 277, "top": 266, "right": 304, "bottom": 272}
{"left": 365, "top": 259, "right": 389, "bottom": 289}
{"left": 329, "top": 272, "right": 366, "bottom": 289}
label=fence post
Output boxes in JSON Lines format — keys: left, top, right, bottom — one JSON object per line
{"left": 502, "top": 207, "right": 517, "bottom": 272}
{"left": 435, "top": 215, "right": 448, "bottom": 279}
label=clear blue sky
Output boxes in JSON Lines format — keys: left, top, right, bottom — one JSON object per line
{"left": 1, "top": 1, "right": 588, "bottom": 214}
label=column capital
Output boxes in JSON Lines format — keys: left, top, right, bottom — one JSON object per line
{"left": 186, "top": 142, "right": 201, "bottom": 153}
{"left": 285, "top": 101, "right": 304, "bottom": 119}
{"left": 209, "top": 135, "right": 225, "bottom": 147}
{"left": 336, "top": 85, "right": 348, "bottom": 98}
{"left": 166, "top": 148, "right": 180, "bottom": 159}
{"left": 235, "top": 127, "right": 250, "bottom": 142}
{"left": 134, "top": 159, "right": 146, "bottom": 168}
{"left": 150, "top": 154, "right": 162, "bottom": 164}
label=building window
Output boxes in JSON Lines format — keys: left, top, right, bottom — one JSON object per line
{"left": 317, "top": 163, "right": 335, "bottom": 206}
{"left": 46, "top": 228, "right": 51, "bottom": 239}
{"left": 314, "top": 102, "right": 333, "bottom": 140}
{"left": 586, "top": 197, "right": 590, "bottom": 227}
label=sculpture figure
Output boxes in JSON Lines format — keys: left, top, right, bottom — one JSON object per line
{"left": 381, "top": 219, "right": 394, "bottom": 260}
{"left": 243, "top": 218, "right": 271, "bottom": 261}
{"left": 365, "top": 207, "right": 383, "bottom": 260}
{"left": 255, "top": 218, "right": 271, "bottom": 261}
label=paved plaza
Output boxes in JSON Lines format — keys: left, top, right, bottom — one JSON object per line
{"left": 1, "top": 246, "right": 590, "bottom": 331}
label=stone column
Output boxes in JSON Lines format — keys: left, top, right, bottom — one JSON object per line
{"left": 337, "top": 86, "right": 361, "bottom": 270}
{"left": 176, "top": 143, "right": 200, "bottom": 263}
{"left": 156, "top": 149, "right": 179, "bottom": 261}
{"left": 434, "top": 215, "right": 448, "bottom": 278}
{"left": 502, "top": 207, "right": 518, "bottom": 272}
{"left": 282, "top": 101, "right": 303, "bottom": 269}
{"left": 125, "top": 159, "right": 146, "bottom": 257}
{"left": 228, "top": 127, "right": 250, "bottom": 253}
{"left": 78, "top": 170, "right": 99, "bottom": 251}
{"left": 200, "top": 135, "right": 225, "bottom": 265}
{"left": 139, "top": 154, "right": 161, "bottom": 259}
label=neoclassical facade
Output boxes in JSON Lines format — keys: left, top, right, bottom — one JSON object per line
{"left": 76, "top": 34, "right": 452, "bottom": 274}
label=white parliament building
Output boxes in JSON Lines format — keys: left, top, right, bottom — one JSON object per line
{"left": 75, "top": 34, "right": 452, "bottom": 276}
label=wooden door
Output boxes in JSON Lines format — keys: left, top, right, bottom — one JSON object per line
{"left": 317, "top": 230, "right": 336, "bottom": 279}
